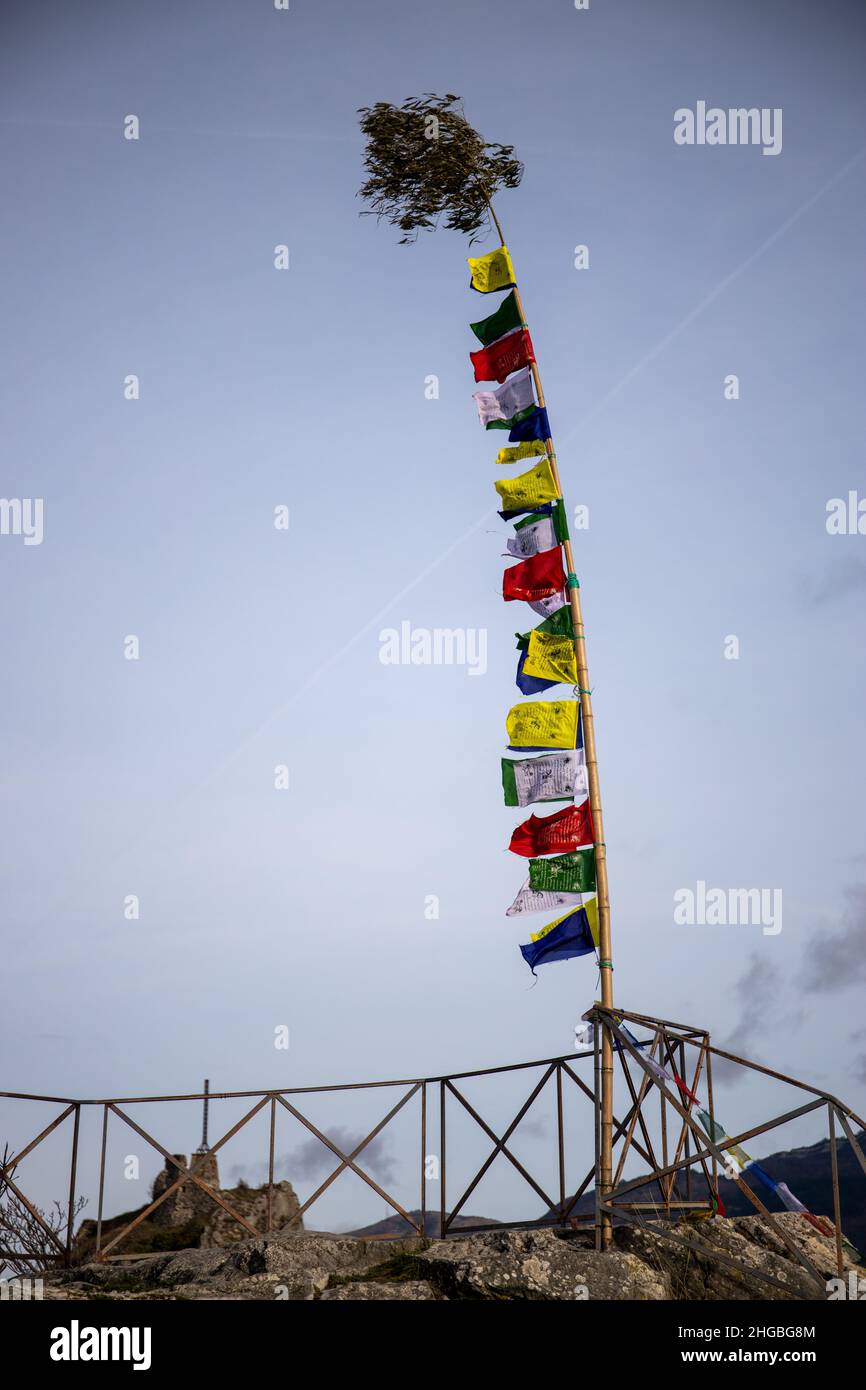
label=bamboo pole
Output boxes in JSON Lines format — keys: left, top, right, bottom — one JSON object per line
{"left": 828, "top": 1104, "right": 844, "bottom": 1278}
{"left": 485, "top": 202, "right": 614, "bottom": 1246}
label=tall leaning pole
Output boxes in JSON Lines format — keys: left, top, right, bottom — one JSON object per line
{"left": 484, "top": 198, "right": 615, "bottom": 1248}
{"left": 358, "top": 96, "right": 614, "bottom": 1247}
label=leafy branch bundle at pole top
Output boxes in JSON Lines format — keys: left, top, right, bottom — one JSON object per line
{"left": 358, "top": 94, "right": 522, "bottom": 242}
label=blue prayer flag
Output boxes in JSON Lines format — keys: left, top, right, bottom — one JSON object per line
{"left": 519, "top": 904, "right": 597, "bottom": 973}
{"left": 508, "top": 407, "right": 550, "bottom": 444}
{"left": 499, "top": 501, "right": 554, "bottom": 522}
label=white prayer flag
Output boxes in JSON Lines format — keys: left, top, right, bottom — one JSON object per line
{"left": 506, "top": 514, "right": 557, "bottom": 558}
{"left": 506, "top": 881, "right": 586, "bottom": 916}
{"left": 575, "top": 1022, "right": 595, "bottom": 1048}
{"left": 775, "top": 1182, "right": 808, "bottom": 1215}
{"left": 642, "top": 1054, "right": 674, "bottom": 1089}
{"left": 472, "top": 367, "right": 535, "bottom": 428}
{"left": 529, "top": 589, "right": 567, "bottom": 619}
{"left": 506, "top": 749, "right": 585, "bottom": 807}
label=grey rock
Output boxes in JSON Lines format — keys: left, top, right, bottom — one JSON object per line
{"left": 65, "top": 1233, "right": 424, "bottom": 1302}
{"left": 319, "top": 1280, "right": 439, "bottom": 1301}
{"left": 417, "top": 1228, "right": 670, "bottom": 1301}
{"left": 45, "top": 1212, "right": 857, "bottom": 1302}
{"left": 615, "top": 1211, "right": 851, "bottom": 1301}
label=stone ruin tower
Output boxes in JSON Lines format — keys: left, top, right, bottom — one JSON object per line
{"left": 150, "top": 1080, "right": 303, "bottom": 1242}
{"left": 151, "top": 1079, "right": 223, "bottom": 1227}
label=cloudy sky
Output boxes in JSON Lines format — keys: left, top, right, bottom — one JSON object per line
{"left": 1, "top": 0, "right": 864, "bottom": 1232}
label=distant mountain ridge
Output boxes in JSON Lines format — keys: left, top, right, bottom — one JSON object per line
{"left": 350, "top": 1211, "right": 497, "bottom": 1237}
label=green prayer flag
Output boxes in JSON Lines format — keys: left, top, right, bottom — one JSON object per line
{"left": 698, "top": 1110, "right": 728, "bottom": 1145}
{"left": 501, "top": 757, "right": 519, "bottom": 806}
{"left": 469, "top": 290, "right": 523, "bottom": 347}
{"left": 528, "top": 848, "right": 596, "bottom": 893}
{"left": 515, "top": 605, "right": 575, "bottom": 651}
{"left": 552, "top": 497, "right": 569, "bottom": 543}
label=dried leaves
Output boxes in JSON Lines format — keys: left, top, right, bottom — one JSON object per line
{"left": 357, "top": 94, "right": 523, "bottom": 244}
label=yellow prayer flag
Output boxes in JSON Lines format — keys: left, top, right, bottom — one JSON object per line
{"left": 505, "top": 699, "right": 578, "bottom": 750}
{"left": 494, "top": 458, "right": 558, "bottom": 511}
{"left": 496, "top": 441, "right": 548, "bottom": 466}
{"left": 468, "top": 245, "right": 517, "bottom": 295}
{"left": 522, "top": 631, "right": 578, "bottom": 686}
{"left": 725, "top": 1144, "right": 751, "bottom": 1169}
{"left": 530, "top": 896, "right": 598, "bottom": 944}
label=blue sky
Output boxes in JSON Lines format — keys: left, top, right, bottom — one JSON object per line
{"left": 1, "top": 0, "right": 865, "bottom": 1231}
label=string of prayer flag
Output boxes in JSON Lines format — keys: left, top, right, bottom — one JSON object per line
{"left": 618, "top": 1024, "right": 830, "bottom": 1235}
{"left": 462, "top": 241, "right": 597, "bottom": 980}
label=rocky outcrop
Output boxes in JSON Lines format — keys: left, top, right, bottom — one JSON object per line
{"left": 415, "top": 1229, "right": 669, "bottom": 1300}
{"left": 52, "top": 1234, "right": 423, "bottom": 1302}
{"left": 46, "top": 1213, "right": 860, "bottom": 1302}
{"left": 319, "top": 1280, "right": 438, "bottom": 1301}
{"left": 615, "top": 1213, "right": 842, "bottom": 1301}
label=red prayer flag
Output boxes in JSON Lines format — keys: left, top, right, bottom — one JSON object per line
{"left": 509, "top": 800, "right": 594, "bottom": 857}
{"left": 802, "top": 1212, "right": 836, "bottom": 1238}
{"left": 503, "top": 545, "right": 565, "bottom": 603}
{"left": 672, "top": 1073, "right": 701, "bottom": 1107}
{"left": 470, "top": 328, "right": 535, "bottom": 384}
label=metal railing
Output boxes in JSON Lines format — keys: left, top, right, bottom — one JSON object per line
{"left": 1, "top": 1006, "right": 864, "bottom": 1297}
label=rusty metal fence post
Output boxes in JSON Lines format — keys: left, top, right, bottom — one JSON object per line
{"left": 439, "top": 1079, "right": 446, "bottom": 1240}
{"left": 95, "top": 1103, "right": 108, "bottom": 1256}
{"left": 267, "top": 1096, "right": 276, "bottom": 1234}
{"left": 65, "top": 1104, "right": 81, "bottom": 1267}
{"left": 420, "top": 1081, "right": 427, "bottom": 1237}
